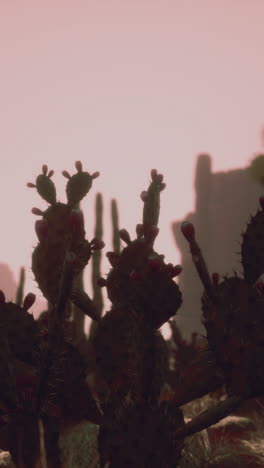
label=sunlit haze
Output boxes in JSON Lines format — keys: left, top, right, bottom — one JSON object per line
{"left": 1, "top": 1, "right": 264, "bottom": 338}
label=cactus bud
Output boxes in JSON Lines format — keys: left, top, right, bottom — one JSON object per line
{"left": 35, "top": 219, "right": 48, "bottom": 242}
{"left": 156, "top": 173, "right": 164, "bottom": 184}
{"left": 42, "top": 165, "right": 48, "bottom": 176}
{"left": 90, "top": 238, "right": 105, "bottom": 250}
{"left": 91, "top": 171, "right": 100, "bottom": 179}
{"left": 0, "top": 290, "right": 5, "bottom": 304}
{"left": 151, "top": 169, "right": 158, "bottom": 180}
{"left": 140, "top": 191, "right": 148, "bottom": 202}
{"left": 181, "top": 221, "right": 195, "bottom": 241}
{"left": 65, "top": 251, "right": 77, "bottom": 264}
{"left": 255, "top": 281, "right": 264, "bottom": 294}
{"left": 170, "top": 264, "right": 182, "bottom": 278}
{"left": 97, "top": 277, "right": 107, "bottom": 287}
{"left": 119, "top": 229, "right": 131, "bottom": 244}
{"left": 148, "top": 254, "right": 163, "bottom": 271}
{"left": 27, "top": 182, "right": 36, "bottom": 188}
{"left": 62, "top": 170, "right": 71, "bottom": 179}
{"left": 129, "top": 270, "right": 142, "bottom": 280}
{"left": 212, "top": 272, "right": 220, "bottom": 286}
{"left": 23, "top": 293, "right": 36, "bottom": 311}
{"left": 259, "top": 196, "right": 264, "bottom": 210}
{"left": 75, "top": 160, "right": 83, "bottom": 172}
{"left": 32, "top": 207, "right": 44, "bottom": 216}
{"left": 47, "top": 169, "right": 54, "bottom": 178}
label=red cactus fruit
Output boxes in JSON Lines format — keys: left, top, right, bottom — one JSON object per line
{"left": 23, "top": 293, "right": 36, "bottom": 311}
{"left": 181, "top": 221, "right": 195, "bottom": 241}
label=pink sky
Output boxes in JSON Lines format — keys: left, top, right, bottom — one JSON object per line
{"left": 1, "top": 1, "right": 264, "bottom": 337}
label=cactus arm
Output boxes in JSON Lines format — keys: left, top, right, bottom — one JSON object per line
{"left": 15, "top": 267, "right": 25, "bottom": 307}
{"left": 174, "top": 395, "right": 243, "bottom": 440}
{"left": 111, "top": 198, "right": 120, "bottom": 254}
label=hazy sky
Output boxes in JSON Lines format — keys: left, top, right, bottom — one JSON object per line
{"left": 1, "top": 1, "right": 264, "bottom": 336}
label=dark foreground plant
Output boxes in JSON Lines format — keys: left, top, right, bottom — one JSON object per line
{"left": 0, "top": 161, "right": 263, "bottom": 467}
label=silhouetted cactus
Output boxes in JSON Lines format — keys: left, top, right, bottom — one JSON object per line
{"left": 2, "top": 161, "right": 264, "bottom": 467}
{"left": 15, "top": 267, "right": 25, "bottom": 307}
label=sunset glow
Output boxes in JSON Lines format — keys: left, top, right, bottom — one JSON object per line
{"left": 1, "top": 1, "right": 264, "bottom": 337}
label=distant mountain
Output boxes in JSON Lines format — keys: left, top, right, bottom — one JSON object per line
{"left": 172, "top": 154, "right": 263, "bottom": 339}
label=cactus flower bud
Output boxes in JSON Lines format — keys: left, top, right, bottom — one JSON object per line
{"left": 31, "top": 207, "right": 44, "bottom": 216}
{"left": 140, "top": 191, "right": 149, "bottom": 202}
{"left": 119, "top": 229, "right": 131, "bottom": 244}
{"left": 27, "top": 182, "right": 36, "bottom": 188}
{"left": 0, "top": 290, "right": 5, "bottom": 304}
{"left": 148, "top": 254, "right": 163, "bottom": 271}
{"left": 212, "top": 272, "right": 219, "bottom": 286}
{"left": 91, "top": 171, "right": 100, "bottom": 179}
{"left": 65, "top": 251, "right": 77, "bottom": 264}
{"left": 151, "top": 169, "right": 158, "bottom": 180}
{"left": 90, "top": 238, "right": 105, "bottom": 250}
{"left": 42, "top": 165, "right": 48, "bottom": 176}
{"left": 75, "top": 160, "right": 83, "bottom": 172}
{"left": 35, "top": 219, "right": 49, "bottom": 241}
{"left": 255, "top": 281, "right": 264, "bottom": 294}
{"left": 259, "top": 196, "right": 264, "bottom": 210}
{"left": 62, "top": 170, "right": 71, "bottom": 179}
{"left": 47, "top": 169, "right": 54, "bottom": 178}
{"left": 97, "top": 277, "right": 107, "bottom": 287}
{"left": 156, "top": 174, "right": 164, "bottom": 183}
{"left": 23, "top": 293, "right": 36, "bottom": 311}
{"left": 181, "top": 221, "right": 195, "bottom": 241}
{"left": 170, "top": 264, "right": 182, "bottom": 278}
{"left": 129, "top": 270, "right": 142, "bottom": 280}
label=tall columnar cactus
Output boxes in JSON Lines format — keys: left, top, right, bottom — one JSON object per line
{"left": 89, "top": 193, "right": 104, "bottom": 342}
{"left": 15, "top": 266, "right": 25, "bottom": 307}
{"left": 27, "top": 162, "right": 102, "bottom": 322}
{"left": 111, "top": 198, "right": 121, "bottom": 254}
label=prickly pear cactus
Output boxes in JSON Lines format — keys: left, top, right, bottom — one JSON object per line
{"left": 202, "top": 275, "right": 264, "bottom": 397}
{"left": 92, "top": 170, "right": 185, "bottom": 467}
{"left": 28, "top": 162, "right": 101, "bottom": 319}
{"left": 0, "top": 291, "right": 38, "bottom": 365}
{"left": 181, "top": 197, "right": 264, "bottom": 399}
{"left": 241, "top": 197, "right": 264, "bottom": 284}
{"left": 102, "top": 169, "right": 182, "bottom": 330}
{"left": 0, "top": 290, "right": 38, "bottom": 410}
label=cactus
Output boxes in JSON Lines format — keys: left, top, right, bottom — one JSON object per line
{"left": 15, "top": 267, "right": 25, "bottom": 307}
{"left": 92, "top": 170, "right": 185, "bottom": 466}
{"left": 2, "top": 161, "right": 264, "bottom": 466}
{"left": 180, "top": 196, "right": 264, "bottom": 401}
{"left": 111, "top": 198, "right": 121, "bottom": 254}
{"left": 28, "top": 162, "right": 101, "bottom": 322}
